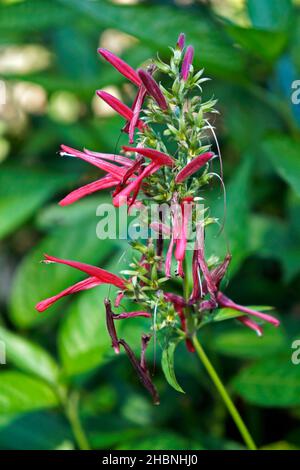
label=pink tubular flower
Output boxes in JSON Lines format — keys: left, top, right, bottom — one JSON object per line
{"left": 96, "top": 90, "right": 145, "bottom": 130}
{"left": 174, "top": 198, "right": 193, "bottom": 278}
{"left": 123, "top": 146, "right": 175, "bottom": 167}
{"left": 181, "top": 45, "right": 194, "bottom": 80}
{"left": 137, "top": 69, "right": 168, "bottom": 111}
{"left": 217, "top": 292, "right": 280, "bottom": 327}
{"left": 177, "top": 33, "right": 185, "bottom": 50}
{"left": 98, "top": 48, "right": 142, "bottom": 87}
{"left": 175, "top": 152, "right": 214, "bottom": 183}
{"left": 238, "top": 316, "right": 263, "bottom": 337}
{"left": 165, "top": 235, "right": 175, "bottom": 278}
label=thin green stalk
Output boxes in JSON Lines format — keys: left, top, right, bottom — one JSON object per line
{"left": 192, "top": 334, "right": 257, "bottom": 450}
{"left": 65, "top": 391, "right": 91, "bottom": 450}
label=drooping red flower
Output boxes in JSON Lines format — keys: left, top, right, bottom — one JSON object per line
{"left": 137, "top": 69, "right": 168, "bottom": 111}
{"left": 175, "top": 152, "right": 214, "bottom": 183}
{"left": 118, "top": 337, "right": 160, "bottom": 405}
{"left": 217, "top": 292, "right": 280, "bottom": 327}
{"left": 98, "top": 48, "right": 142, "bottom": 87}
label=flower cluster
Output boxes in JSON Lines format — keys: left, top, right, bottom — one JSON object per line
{"left": 36, "top": 33, "right": 279, "bottom": 404}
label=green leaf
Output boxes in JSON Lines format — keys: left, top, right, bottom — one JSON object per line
{"left": 0, "top": 411, "right": 72, "bottom": 450}
{"left": 263, "top": 135, "right": 300, "bottom": 197}
{"left": 0, "top": 0, "right": 76, "bottom": 32}
{"left": 247, "top": 0, "right": 292, "bottom": 31}
{"left": 225, "top": 25, "right": 287, "bottom": 61}
{"left": 59, "top": 0, "right": 245, "bottom": 79}
{"left": 9, "top": 198, "right": 117, "bottom": 328}
{"left": 0, "top": 326, "right": 59, "bottom": 384}
{"left": 161, "top": 342, "right": 185, "bottom": 394}
{"left": 0, "top": 372, "right": 59, "bottom": 414}
{"left": 0, "top": 167, "right": 72, "bottom": 240}
{"left": 58, "top": 249, "right": 124, "bottom": 376}
{"left": 232, "top": 357, "right": 300, "bottom": 407}
{"left": 211, "top": 324, "right": 287, "bottom": 359}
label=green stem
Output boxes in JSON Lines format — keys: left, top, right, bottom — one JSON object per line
{"left": 192, "top": 334, "right": 257, "bottom": 450}
{"left": 65, "top": 391, "right": 91, "bottom": 450}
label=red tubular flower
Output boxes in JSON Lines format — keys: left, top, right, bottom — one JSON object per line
{"left": 98, "top": 48, "right": 142, "bottom": 87}
{"left": 123, "top": 146, "right": 175, "bottom": 167}
{"left": 217, "top": 292, "right": 280, "bottom": 327}
{"left": 181, "top": 45, "right": 194, "bottom": 81}
{"left": 60, "top": 145, "right": 126, "bottom": 180}
{"left": 113, "top": 162, "right": 161, "bottom": 207}
{"left": 42, "top": 254, "right": 126, "bottom": 289}
{"left": 83, "top": 148, "right": 133, "bottom": 167}
{"left": 96, "top": 90, "right": 145, "bottom": 130}
{"left": 177, "top": 33, "right": 185, "bottom": 50}
{"left": 104, "top": 298, "right": 120, "bottom": 354}
{"left": 164, "top": 292, "right": 186, "bottom": 307}
{"left": 118, "top": 337, "right": 160, "bottom": 405}
{"left": 36, "top": 277, "right": 102, "bottom": 313}
{"left": 137, "top": 69, "right": 168, "bottom": 111}
{"left": 175, "top": 152, "right": 214, "bottom": 183}
{"left": 113, "top": 311, "right": 151, "bottom": 319}
{"left": 59, "top": 175, "right": 119, "bottom": 206}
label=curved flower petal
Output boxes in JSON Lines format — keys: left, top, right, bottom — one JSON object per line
{"left": 123, "top": 146, "right": 174, "bottom": 167}
{"left": 98, "top": 48, "right": 142, "bottom": 87}
{"left": 96, "top": 90, "right": 145, "bottom": 130}
{"left": 43, "top": 254, "right": 126, "bottom": 289}
{"left": 137, "top": 69, "right": 168, "bottom": 110}
{"left": 59, "top": 175, "right": 119, "bottom": 206}
{"left": 35, "top": 276, "right": 101, "bottom": 312}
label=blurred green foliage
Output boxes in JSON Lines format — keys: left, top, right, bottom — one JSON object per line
{"left": 0, "top": 0, "right": 300, "bottom": 450}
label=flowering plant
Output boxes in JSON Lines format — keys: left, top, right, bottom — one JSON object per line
{"left": 36, "top": 33, "right": 280, "bottom": 450}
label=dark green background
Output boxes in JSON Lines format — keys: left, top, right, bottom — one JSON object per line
{"left": 0, "top": 0, "right": 300, "bottom": 450}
